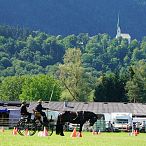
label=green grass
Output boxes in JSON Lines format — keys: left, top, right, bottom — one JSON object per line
{"left": 0, "top": 130, "right": 146, "bottom": 146}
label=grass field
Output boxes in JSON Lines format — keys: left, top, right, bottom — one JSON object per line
{"left": 0, "top": 130, "right": 146, "bottom": 146}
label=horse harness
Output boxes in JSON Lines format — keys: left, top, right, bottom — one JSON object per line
{"left": 58, "top": 111, "right": 85, "bottom": 124}
{"left": 73, "top": 111, "right": 85, "bottom": 122}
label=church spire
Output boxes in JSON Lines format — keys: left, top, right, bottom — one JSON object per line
{"left": 115, "top": 13, "right": 131, "bottom": 44}
{"left": 116, "top": 14, "right": 121, "bottom": 38}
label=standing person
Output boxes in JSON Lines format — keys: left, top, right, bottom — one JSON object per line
{"left": 35, "top": 99, "right": 48, "bottom": 123}
{"left": 108, "top": 121, "right": 113, "bottom": 132}
{"left": 20, "top": 101, "right": 31, "bottom": 120}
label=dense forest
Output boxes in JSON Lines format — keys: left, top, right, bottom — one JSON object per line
{"left": 0, "top": 25, "right": 146, "bottom": 103}
{"left": 0, "top": 0, "right": 146, "bottom": 39}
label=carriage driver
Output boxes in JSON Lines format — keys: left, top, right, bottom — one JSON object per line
{"left": 35, "top": 99, "right": 48, "bottom": 123}
{"left": 20, "top": 101, "right": 31, "bottom": 120}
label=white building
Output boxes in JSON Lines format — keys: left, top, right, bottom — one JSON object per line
{"left": 116, "top": 15, "right": 131, "bottom": 44}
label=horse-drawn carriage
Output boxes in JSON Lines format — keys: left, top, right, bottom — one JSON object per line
{"left": 16, "top": 110, "right": 98, "bottom": 136}
{"left": 16, "top": 109, "right": 55, "bottom": 136}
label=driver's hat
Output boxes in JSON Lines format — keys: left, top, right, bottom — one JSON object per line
{"left": 38, "top": 99, "right": 42, "bottom": 103}
{"left": 22, "top": 101, "right": 26, "bottom": 104}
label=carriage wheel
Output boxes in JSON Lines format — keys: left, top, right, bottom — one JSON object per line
{"left": 17, "top": 119, "right": 37, "bottom": 136}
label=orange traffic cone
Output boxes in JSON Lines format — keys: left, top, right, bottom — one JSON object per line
{"left": 133, "top": 130, "right": 137, "bottom": 136}
{"left": 77, "top": 132, "right": 82, "bottom": 137}
{"left": 25, "top": 129, "right": 29, "bottom": 136}
{"left": 12, "top": 127, "right": 17, "bottom": 135}
{"left": 98, "top": 130, "right": 101, "bottom": 134}
{"left": 92, "top": 130, "right": 95, "bottom": 135}
{"left": 92, "top": 130, "right": 97, "bottom": 135}
{"left": 43, "top": 127, "right": 48, "bottom": 136}
{"left": 135, "top": 130, "right": 139, "bottom": 135}
{"left": 70, "top": 128, "right": 77, "bottom": 137}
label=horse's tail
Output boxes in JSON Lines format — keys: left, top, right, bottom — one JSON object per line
{"left": 56, "top": 114, "right": 61, "bottom": 135}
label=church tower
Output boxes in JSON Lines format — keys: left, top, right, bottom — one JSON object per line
{"left": 115, "top": 14, "right": 131, "bottom": 44}
{"left": 116, "top": 14, "right": 121, "bottom": 38}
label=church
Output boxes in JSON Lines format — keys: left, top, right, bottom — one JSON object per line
{"left": 116, "top": 15, "right": 131, "bottom": 44}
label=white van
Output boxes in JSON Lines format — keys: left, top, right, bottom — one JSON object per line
{"left": 111, "top": 113, "right": 132, "bottom": 131}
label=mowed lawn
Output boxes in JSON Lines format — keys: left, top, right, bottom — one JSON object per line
{"left": 0, "top": 130, "right": 146, "bottom": 146}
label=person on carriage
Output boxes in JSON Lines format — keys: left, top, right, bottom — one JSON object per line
{"left": 20, "top": 101, "right": 31, "bottom": 121}
{"left": 35, "top": 99, "right": 48, "bottom": 123}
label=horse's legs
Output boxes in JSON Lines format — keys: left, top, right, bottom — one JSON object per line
{"left": 79, "top": 124, "right": 83, "bottom": 133}
{"left": 60, "top": 124, "right": 64, "bottom": 136}
{"left": 56, "top": 124, "right": 60, "bottom": 135}
{"left": 76, "top": 124, "right": 83, "bottom": 137}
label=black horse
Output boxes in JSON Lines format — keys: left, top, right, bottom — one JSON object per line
{"left": 56, "top": 111, "right": 98, "bottom": 136}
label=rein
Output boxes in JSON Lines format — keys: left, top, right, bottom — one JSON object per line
{"left": 72, "top": 112, "right": 78, "bottom": 121}
{"left": 73, "top": 111, "right": 85, "bottom": 122}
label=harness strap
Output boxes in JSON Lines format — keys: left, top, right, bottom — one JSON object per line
{"left": 73, "top": 112, "right": 78, "bottom": 121}
{"left": 58, "top": 113, "right": 63, "bottom": 124}
{"left": 81, "top": 111, "right": 85, "bottom": 121}
{"left": 73, "top": 111, "right": 85, "bottom": 121}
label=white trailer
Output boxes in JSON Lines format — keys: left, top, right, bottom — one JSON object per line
{"left": 111, "top": 113, "right": 132, "bottom": 131}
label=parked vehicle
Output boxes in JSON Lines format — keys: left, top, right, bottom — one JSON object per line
{"left": 68, "top": 123, "right": 80, "bottom": 131}
{"left": 111, "top": 113, "right": 132, "bottom": 131}
{"left": 132, "top": 117, "right": 146, "bottom": 132}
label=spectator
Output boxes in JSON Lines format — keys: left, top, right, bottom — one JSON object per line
{"left": 108, "top": 121, "right": 113, "bottom": 132}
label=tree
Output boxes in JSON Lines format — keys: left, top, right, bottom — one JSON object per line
{"left": 26, "top": 35, "right": 39, "bottom": 52}
{"left": 0, "top": 57, "right": 12, "bottom": 68}
{"left": 63, "top": 35, "right": 78, "bottom": 49}
{"left": 94, "top": 72, "right": 127, "bottom": 102}
{"left": 77, "top": 33, "right": 89, "bottom": 51}
{"left": 0, "top": 74, "right": 61, "bottom": 101}
{"left": 0, "top": 76, "right": 25, "bottom": 101}
{"left": 125, "top": 80, "right": 142, "bottom": 103}
{"left": 19, "top": 74, "right": 61, "bottom": 101}
{"left": 125, "top": 60, "right": 146, "bottom": 102}
{"left": 58, "top": 48, "right": 93, "bottom": 101}
{"left": 42, "top": 36, "right": 65, "bottom": 64}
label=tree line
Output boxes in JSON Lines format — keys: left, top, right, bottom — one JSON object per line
{"left": 0, "top": 25, "right": 146, "bottom": 102}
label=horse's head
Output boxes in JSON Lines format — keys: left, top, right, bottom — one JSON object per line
{"left": 89, "top": 112, "right": 98, "bottom": 126}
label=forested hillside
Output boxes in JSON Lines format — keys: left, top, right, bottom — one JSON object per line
{"left": 0, "top": 25, "right": 146, "bottom": 77}
{"left": 0, "top": 0, "right": 146, "bottom": 39}
{"left": 0, "top": 26, "right": 146, "bottom": 103}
